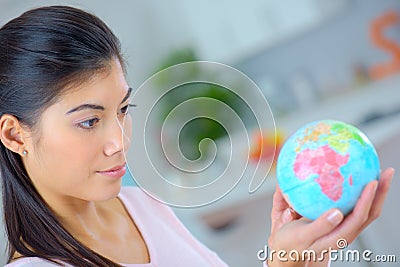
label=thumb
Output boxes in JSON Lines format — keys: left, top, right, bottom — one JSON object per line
{"left": 301, "top": 209, "right": 344, "bottom": 244}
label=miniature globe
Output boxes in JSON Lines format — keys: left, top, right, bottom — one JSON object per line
{"left": 276, "top": 120, "right": 380, "bottom": 220}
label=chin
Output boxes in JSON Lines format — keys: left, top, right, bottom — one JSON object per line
{"left": 88, "top": 182, "right": 122, "bottom": 202}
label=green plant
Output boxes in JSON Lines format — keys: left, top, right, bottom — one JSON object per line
{"left": 153, "top": 48, "right": 248, "bottom": 160}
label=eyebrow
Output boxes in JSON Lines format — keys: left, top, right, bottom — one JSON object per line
{"left": 66, "top": 87, "right": 132, "bottom": 115}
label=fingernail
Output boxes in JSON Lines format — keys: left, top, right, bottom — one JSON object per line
{"left": 372, "top": 181, "right": 378, "bottom": 193}
{"left": 327, "top": 209, "right": 343, "bottom": 225}
{"left": 282, "top": 208, "right": 292, "bottom": 223}
{"left": 389, "top": 168, "right": 395, "bottom": 184}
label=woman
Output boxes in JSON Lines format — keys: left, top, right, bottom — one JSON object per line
{"left": 0, "top": 5, "right": 394, "bottom": 267}
{"left": 0, "top": 5, "right": 228, "bottom": 267}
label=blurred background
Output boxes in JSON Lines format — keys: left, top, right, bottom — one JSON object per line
{"left": 1, "top": 0, "right": 400, "bottom": 266}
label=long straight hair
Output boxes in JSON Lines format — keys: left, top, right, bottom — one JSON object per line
{"left": 0, "top": 6, "right": 127, "bottom": 266}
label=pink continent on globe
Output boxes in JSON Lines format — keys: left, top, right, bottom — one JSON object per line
{"left": 293, "top": 145, "right": 349, "bottom": 201}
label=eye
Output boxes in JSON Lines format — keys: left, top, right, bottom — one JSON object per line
{"left": 119, "top": 104, "right": 136, "bottom": 115}
{"left": 77, "top": 118, "right": 100, "bottom": 130}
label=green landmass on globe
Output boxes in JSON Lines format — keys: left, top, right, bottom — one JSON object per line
{"left": 277, "top": 120, "right": 380, "bottom": 220}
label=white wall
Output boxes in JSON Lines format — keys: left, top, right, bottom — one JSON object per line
{"left": 0, "top": 0, "right": 193, "bottom": 87}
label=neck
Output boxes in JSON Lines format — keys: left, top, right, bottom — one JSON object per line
{"left": 40, "top": 191, "right": 118, "bottom": 243}
{"left": 55, "top": 200, "right": 105, "bottom": 240}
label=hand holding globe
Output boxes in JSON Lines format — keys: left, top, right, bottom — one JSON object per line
{"left": 266, "top": 120, "right": 394, "bottom": 267}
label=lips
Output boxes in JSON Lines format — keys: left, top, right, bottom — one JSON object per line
{"left": 97, "top": 163, "right": 127, "bottom": 178}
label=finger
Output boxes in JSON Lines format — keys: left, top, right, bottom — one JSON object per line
{"left": 270, "top": 185, "right": 291, "bottom": 233}
{"left": 289, "top": 207, "right": 302, "bottom": 220}
{"left": 274, "top": 187, "right": 301, "bottom": 219}
{"left": 273, "top": 185, "right": 290, "bottom": 213}
{"left": 363, "top": 168, "right": 394, "bottom": 223}
{"left": 336, "top": 180, "right": 378, "bottom": 242}
{"left": 282, "top": 208, "right": 295, "bottom": 224}
{"left": 309, "top": 180, "right": 378, "bottom": 250}
{"left": 298, "top": 208, "right": 344, "bottom": 246}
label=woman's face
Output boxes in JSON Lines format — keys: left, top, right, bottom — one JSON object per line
{"left": 23, "top": 59, "right": 132, "bottom": 203}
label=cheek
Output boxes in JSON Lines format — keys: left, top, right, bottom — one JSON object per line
{"left": 40, "top": 128, "right": 96, "bottom": 174}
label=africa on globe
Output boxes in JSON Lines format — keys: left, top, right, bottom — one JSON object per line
{"left": 276, "top": 120, "right": 380, "bottom": 220}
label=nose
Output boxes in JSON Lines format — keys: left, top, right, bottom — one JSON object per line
{"left": 103, "top": 116, "right": 125, "bottom": 157}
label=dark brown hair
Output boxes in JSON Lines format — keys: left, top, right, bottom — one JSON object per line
{"left": 0, "top": 5, "right": 126, "bottom": 266}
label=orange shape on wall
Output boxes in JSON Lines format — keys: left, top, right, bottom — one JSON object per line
{"left": 369, "top": 10, "right": 400, "bottom": 80}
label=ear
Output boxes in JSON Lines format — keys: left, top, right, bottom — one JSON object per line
{"left": 0, "top": 114, "right": 27, "bottom": 155}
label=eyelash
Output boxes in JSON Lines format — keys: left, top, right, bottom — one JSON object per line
{"left": 77, "top": 104, "right": 135, "bottom": 131}
{"left": 119, "top": 104, "right": 135, "bottom": 115}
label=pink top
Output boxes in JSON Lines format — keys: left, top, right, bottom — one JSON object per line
{"left": 4, "top": 187, "right": 229, "bottom": 267}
